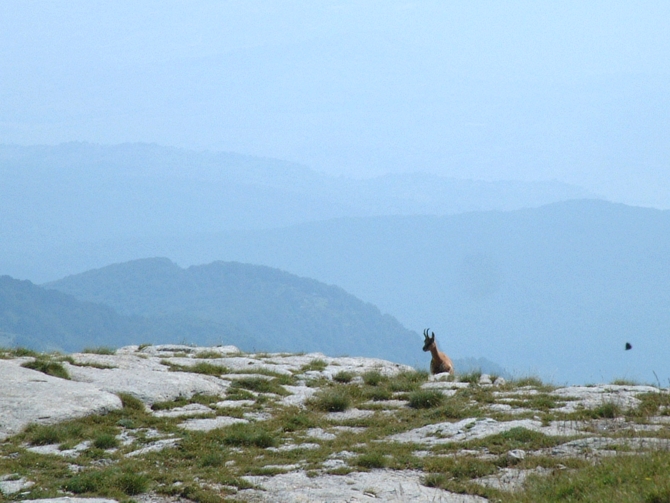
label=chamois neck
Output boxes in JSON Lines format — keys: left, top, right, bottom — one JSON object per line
{"left": 429, "top": 344, "right": 441, "bottom": 358}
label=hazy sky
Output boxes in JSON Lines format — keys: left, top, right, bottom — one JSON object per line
{"left": 2, "top": 1, "right": 669, "bottom": 207}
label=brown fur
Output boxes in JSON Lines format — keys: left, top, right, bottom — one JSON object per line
{"left": 422, "top": 329, "right": 454, "bottom": 375}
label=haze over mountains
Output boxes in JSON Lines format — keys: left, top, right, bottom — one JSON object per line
{"left": 0, "top": 142, "right": 594, "bottom": 282}
{"left": 1, "top": 142, "right": 668, "bottom": 384}
{"left": 42, "top": 199, "right": 670, "bottom": 385}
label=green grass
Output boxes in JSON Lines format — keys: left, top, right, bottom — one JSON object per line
{"left": 93, "top": 433, "right": 120, "bottom": 449}
{"left": 230, "top": 376, "right": 290, "bottom": 396}
{"left": 467, "top": 427, "right": 561, "bottom": 455}
{"left": 459, "top": 370, "right": 482, "bottom": 384}
{"left": 64, "top": 468, "right": 148, "bottom": 496}
{"left": 21, "top": 358, "right": 70, "bottom": 379}
{"left": 364, "top": 386, "right": 393, "bottom": 401}
{"left": 300, "top": 359, "right": 328, "bottom": 372}
{"left": 8, "top": 347, "right": 39, "bottom": 357}
{"left": 388, "top": 370, "right": 429, "bottom": 392}
{"left": 195, "top": 350, "right": 223, "bottom": 359}
{"left": 221, "top": 423, "right": 278, "bottom": 448}
{"left": 590, "top": 402, "right": 622, "bottom": 419}
{"left": 501, "top": 450, "right": 670, "bottom": 503}
{"left": 163, "top": 361, "right": 230, "bottom": 376}
{"left": 354, "top": 451, "right": 387, "bottom": 469}
{"left": 362, "top": 370, "right": 387, "bottom": 386}
{"left": 333, "top": 371, "right": 354, "bottom": 383}
{"left": 308, "top": 388, "right": 352, "bottom": 412}
{"left": 82, "top": 347, "right": 117, "bottom": 355}
{"left": 408, "top": 389, "right": 445, "bottom": 409}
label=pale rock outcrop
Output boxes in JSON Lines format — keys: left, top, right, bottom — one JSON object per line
{"left": 551, "top": 384, "right": 661, "bottom": 413}
{"left": 0, "top": 360, "right": 122, "bottom": 440}
{"left": 388, "top": 417, "right": 583, "bottom": 445}
{"left": 65, "top": 363, "right": 230, "bottom": 405}
{"left": 237, "top": 470, "right": 488, "bottom": 502}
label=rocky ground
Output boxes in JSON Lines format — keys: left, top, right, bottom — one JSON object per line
{"left": 0, "top": 345, "right": 668, "bottom": 502}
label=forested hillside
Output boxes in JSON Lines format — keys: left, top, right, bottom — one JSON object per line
{"left": 46, "top": 259, "right": 422, "bottom": 364}
{"left": 0, "top": 275, "right": 257, "bottom": 352}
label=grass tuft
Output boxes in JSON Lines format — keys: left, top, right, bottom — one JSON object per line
{"left": 300, "top": 359, "right": 328, "bottom": 372}
{"left": 408, "top": 389, "right": 445, "bottom": 409}
{"left": 355, "top": 451, "right": 387, "bottom": 469}
{"left": 362, "top": 370, "right": 387, "bottom": 386}
{"left": 118, "top": 393, "right": 146, "bottom": 411}
{"left": 221, "top": 423, "right": 278, "bottom": 448}
{"left": 93, "top": 433, "right": 119, "bottom": 449}
{"left": 333, "top": 371, "right": 354, "bottom": 383}
{"left": 82, "top": 347, "right": 116, "bottom": 355}
{"left": 309, "top": 389, "right": 352, "bottom": 412}
{"left": 22, "top": 359, "right": 70, "bottom": 379}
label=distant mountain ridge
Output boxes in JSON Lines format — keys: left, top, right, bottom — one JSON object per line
{"left": 0, "top": 142, "right": 596, "bottom": 282}
{"left": 45, "top": 259, "right": 423, "bottom": 364}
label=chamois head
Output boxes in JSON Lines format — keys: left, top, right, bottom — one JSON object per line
{"left": 422, "top": 328, "right": 436, "bottom": 352}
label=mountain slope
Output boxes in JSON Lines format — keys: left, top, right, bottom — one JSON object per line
{"left": 0, "top": 275, "right": 139, "bottom": 351}
{"left": 0, "top": 275, "right": 257, "bottom": 352}
{"left": 46, "top": 259, "right": 422, "bottom": 364}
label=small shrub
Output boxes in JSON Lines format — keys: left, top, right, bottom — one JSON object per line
{"left": 22, "top": 359, "right": 70, "bottom": 379}
{"left": 93, "top": 433, "right": 119, "bottom": 449}
{"left": 408, "top": 389, "right": 445, "bottom": 409}
{"left": 82, "top": 347, "right": 116, "bottom": 355}
{"left": 310, "top": 390, "right": 352, "bottom": 412}
{"left": 333, "top": 371, "right": 354, "bottom": 383}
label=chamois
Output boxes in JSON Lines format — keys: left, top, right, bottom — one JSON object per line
{"left": 422, "top": 329, "right": 454, "bottom": 375}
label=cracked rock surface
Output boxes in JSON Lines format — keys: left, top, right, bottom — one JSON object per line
{"left": 1, "top": 347, "right": 668, "bottom": 503}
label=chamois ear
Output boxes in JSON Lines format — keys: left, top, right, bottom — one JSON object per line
{"left": 430, "top": 331, "right": 435, "bottom": 342}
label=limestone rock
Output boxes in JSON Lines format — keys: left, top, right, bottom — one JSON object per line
{"left": 388, "top": 417, "right": 583, "bottom": 445}
{"left": 179, "top": 416, "right": 247, "bottom": 431}
{"left": 237, "top": 469, "right": 488, "bottom": 502}
{"left": 0, "top": 360, "right": 122, "bottom": 440}
{"left": 552, "top": 385, "right": 661, "bottom": 413}
{"left": 65, "top": 363, "right": 229, "bottom": 405}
